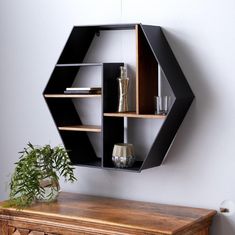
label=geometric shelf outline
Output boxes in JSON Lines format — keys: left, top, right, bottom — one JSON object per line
{"left": 43, "top": 24, "right": 194, "bottom": 172}
{"left": 139, "top": 25, "right": 195, "bottom": 170}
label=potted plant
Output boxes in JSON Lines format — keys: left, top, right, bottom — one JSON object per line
{"left": 6, "top": 143, "right": 76, "bottom": 208}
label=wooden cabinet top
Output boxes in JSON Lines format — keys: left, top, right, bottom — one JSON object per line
{"left": 0, "top": 192, "right": 216, "bottom": 235}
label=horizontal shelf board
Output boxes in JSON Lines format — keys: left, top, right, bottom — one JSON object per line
{"left": 58, "top": 125, "right": 102, "bottom": 132}
{"left": 74, "top": 24, "right": 137, "bottom": 30}
{"left": 44, "top": 94, "right": 101, "bottom": 98}
{"left": 96, "top": 25, "right": 136, "bottom": 30}
{"left": 103, "top": 161, "right": 143, "bottom": 172}
{"left": 74, "top": 159, "right": 102, "bottom": 168}
{"left": 56, "top": 63, "right": 103, "bottom": 67}
{"left": 103, "top": 112, "right": 166, "bottom": 119}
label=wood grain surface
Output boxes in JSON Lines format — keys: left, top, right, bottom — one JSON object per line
{"left": 103, "top": 112, "right": 165, "bottom": 119}
{"left": 58, "top": 125, "right": 102, "bottom": 132}
{"left": 0, "top": 192, "right": 216, "bottom": 235}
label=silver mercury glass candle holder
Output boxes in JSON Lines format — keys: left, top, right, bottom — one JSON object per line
{"left": 112, "top": 143, "right": 135, "bottom": 168}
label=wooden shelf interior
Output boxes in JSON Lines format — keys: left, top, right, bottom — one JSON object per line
{"left": 94, "top": 25, "right": 159, "bottom": 116}
{"left": 136, "top": 24, "right": 158, "bottom": 115}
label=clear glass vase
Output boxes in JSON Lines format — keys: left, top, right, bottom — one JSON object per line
{"left": 36, "top": 177, "right": 60, "bottom": 202}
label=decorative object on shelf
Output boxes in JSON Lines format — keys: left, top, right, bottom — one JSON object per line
{"left": 117, "top": 66, "right": 129, "bottom": 112}
{"left": 155, "top": 65, "right": 171, "bottom": 115}
{"left": 154, "top": 95, "right": 171, "bottom": 115}
{"left": 112, "top": 143, "right": 135, "bottom": 168}
{"left": 5, "top": 143, "right": 77, "bottom": 209}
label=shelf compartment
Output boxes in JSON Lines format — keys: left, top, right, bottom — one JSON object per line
{"left": 136, "top": 25, "right": 158, "bottom": 114}
{"left": 103, "top": 112, "right": 165, "bottom": 119}
{"left": 58, "top": 125, "right": 101, "bottom": 132}
{"left": 59, "top": 131, "right": 99, "bottom": 166}
{"left": 44, "top": 94, "right": 101, "bottom": 98}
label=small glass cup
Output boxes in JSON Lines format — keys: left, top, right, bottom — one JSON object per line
{"left": 154, "top": 96, "right": 171, "bottom": 115}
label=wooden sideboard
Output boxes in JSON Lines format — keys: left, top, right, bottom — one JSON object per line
{"left": 0, "top": 192, "right": 216, "bottom": 235}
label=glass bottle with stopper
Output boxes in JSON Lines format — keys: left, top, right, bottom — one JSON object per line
{"left": 117, "top": 66, "right": 129, "bottom": 112}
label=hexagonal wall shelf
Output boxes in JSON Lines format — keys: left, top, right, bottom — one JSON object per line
{"left": 43, "top": 24, "right": 194, "bottom": 172}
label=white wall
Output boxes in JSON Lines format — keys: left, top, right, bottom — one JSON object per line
{"left": 1, "top": 0, "right": 235, "bottom": 234}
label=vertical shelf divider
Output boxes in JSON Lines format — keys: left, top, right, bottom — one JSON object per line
{"left": 102, "top": 63, "right": 124, "bottom": 168}
{"left": 135, "top": 25, "right": 140, "bottom": 115}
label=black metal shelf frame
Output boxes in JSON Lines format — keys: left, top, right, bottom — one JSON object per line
{"left": 43, "top": 24, "right": 194, "bottom": 172}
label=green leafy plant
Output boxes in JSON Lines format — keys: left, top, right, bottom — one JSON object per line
{"left": 5, "top": 143, "right": 76, "bottom": 209}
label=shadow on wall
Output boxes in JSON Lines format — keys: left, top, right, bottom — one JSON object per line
{"left": 160, "top": 29, "right": 235, "bottom": 235}
{"left": 159, "top": 27, "right": 214, "bottom": 166}
{"left": 211, "top": 214, "right": 235, "bottom": 235}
